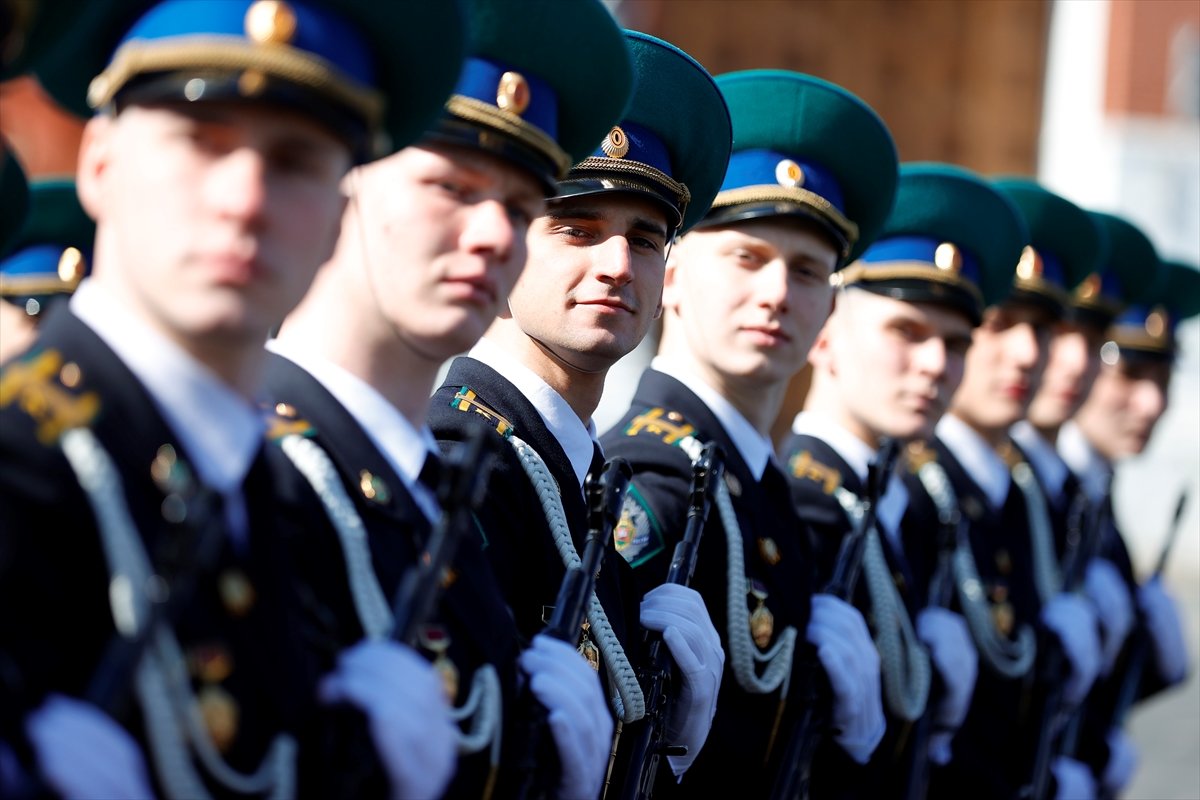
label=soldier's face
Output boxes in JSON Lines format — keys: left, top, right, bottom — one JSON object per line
{"left": 77, "top": 102, "right": 350, "bottom": 352}
{"left": 815, "top": 289, "right": 973, "bottom": 443}
{"left": 343, "top": 143, "right": 543, "bottom": 360}
{"left": 504, "top": 194, "right": 668, "bottom": 373}
{"left": 948, "top": 301, "right": 1053, "bottom": 434}
{"left": 663, "top": 219, "right": 837, "bottom": 389}
{"left": 1026, "top": 319, "right": 1106, "bottom": 431}
{"left": 1074, "top": 356, "right": 1171, "bottom": 460}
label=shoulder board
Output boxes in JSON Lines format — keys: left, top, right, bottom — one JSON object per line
{"left": 0, "top": 348, "right": 100, "bottom": 444}
{"left": 261, "top": 402, "right": 315, "bottom": 442}
{"left": 786, "top": 449, "right": 841, "bottom": 494}
{"left": 904, "top": 440, "right": 938, "bottom": 473}
{"left": 622, "top": 407, "right": 696, "bottom": 447}
{"left": 449, "top": 385, "right": 515, "bottom": 439}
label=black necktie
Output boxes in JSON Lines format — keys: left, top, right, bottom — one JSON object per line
{"left": 588, "top": 441, "right": 606, "bottom": 484}
{"left": 418, "top": 451, "right": 443, "bottom": 497}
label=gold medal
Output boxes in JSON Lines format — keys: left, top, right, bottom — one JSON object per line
{"left": 196, "top": 685, "right": 239, "bottom": 754}
{"left": 578, "top": 621, "right": 600, "bottom": 671}
{"left": 758, "top": 537, "right": 781, "bottom": 566}
{"left": 420, "top": 625, "right": 460, "bottom": 701}
{"left": 748, "top": 580, "right": 774, "bottom": 649}
{"left": 218, "top": 569, "right": 256, "bottom": 617}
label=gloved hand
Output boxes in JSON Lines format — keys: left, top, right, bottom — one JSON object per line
{"left": 1137, "top": 578, "right": 1189, "bottom": 685}
{"left": 25, "top": 694, "right": 156, "bottom": 799}
{"left": 805, "top": 594, "right": 885, "bottom": 764}
{"left": 1084, "top": 559, "right": 1134, "bottom": 675}
{"left": 519, "top": 634, "right": 612, "bottom": 800}
{"left": 318, "top": 640, "right": 457, "bottom": 800}
{"left": 1100, "top": 727, "right": 1137, "bottom": 796}
{"left": 639, "top": 583, "right": 725, "bottom": 777}
{"left": 1041, "top": 593, "right": 1102, "bottom": 706}
{"left": 916, "top": 607, "right": 977, "bottom": 732}
{"left": 1052, "top": 755, "right": 1096, "bottom": 800}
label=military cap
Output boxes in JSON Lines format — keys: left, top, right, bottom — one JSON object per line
{"left": 33, "top": 0, "right": 468, "bottom": 162}
{"left": 696, "top": 70, "right": 898, "bottom": 264}
{"left": 0, "top": 178, "right": 95, "bottom": 316}
{"left": 1072, "top": 211, "right": 1161, "bottom": 330}
{"left": 1106, "top": 260, "right": 1198, "bottom": 361}
{"left": 553, "top": 30, "right": 731, "bottom": 235}
{"left": 1, "top": 0, "right": 91, "bottom": 78}
{"left": 836, "top": 162, "right": 1027, "bottom": 326}
{"left": 992, "top": 178, "right": 1101, "bottom": 316}
{"left": 423, "top": 0, "right": 634, "bottom": 194}
{"left": 0, "top": 148, "right": 29, "bottom": 255}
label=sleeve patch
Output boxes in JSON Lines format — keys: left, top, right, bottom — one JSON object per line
{"left": 614, "top": 485, "right": 665, "bottom": 568}
{"left": 623, "top": 407, "right": 695, "bottom": 446}
{"left": 787, "top": 449, "right": 841, "bottom": 494}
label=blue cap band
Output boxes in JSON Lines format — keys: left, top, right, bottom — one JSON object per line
{"left": 453, "top": 56, "right": 558, "bottom": 142}
{"left": 859, "top": 235, "right": 983, "bottom": 290}
{"left": 720, "top": 148, "right": 846, "bottom": 213}
{"left": 587, "top": 120, "right": 673, "bottom": 178}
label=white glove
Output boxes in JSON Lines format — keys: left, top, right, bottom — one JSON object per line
{"left": 916, "top": 607, "right": 977, "bottom": 732}
{"left": 318, "top": 640, "right": 457, "bottom": 800}
{"left": 1052, "top": 755, "right": 1097, "bottom": 800}
{"left": 1041, "top": 593, "right": 1102, "bottom": 706}
{"left": 519, "top": 634, "right": 612, "bottom": 800}
{"left": 1137, "top": 578, "right": 1189, "bottom": 685}
{"left": 1084, "top": 559, "right": 1134, "bottom": 675}
{"left": 1101, "top": 727, "right": 1137, "bottom": 796}
{"left": 25, "top": 694, "right": 156, "bottom": 799}
{"left": 639, "top": 583, "right": 725, "bottom": 777}
{"left": 805, "top": 594, "right": 885, "bottom": 764}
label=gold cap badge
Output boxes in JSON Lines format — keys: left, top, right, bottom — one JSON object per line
{"left": 1076, "top": 272, "right": 1101, "bottom": 300}
{"left": 496, "top": 71, "right": 530, "bottom": 115}
{"left": 57, "top": 247, "right": 86, "bottom": 286}
{"left": 1015, "top": 245, "right": 1043, "bottom": 280}
{"left": 775, "top": 158, "right": 804, "bottom": 188}
{"left": 601, "top": 126, "right": 629, "bottom": 159}
{"left": 1145, "top": 307, "right": 1169, "bottom": 338}
{"left": 245, "top": 0, "right": 297, "bottom": 45}
{"left": 934, "top": 242, "right": 962, "bottom": 273}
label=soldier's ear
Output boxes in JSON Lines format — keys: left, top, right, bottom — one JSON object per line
{"left": 660, "top": 239, "right": 685, "bottom": 314}
{"left": 75, "top": 115, "right": 113, "bottom": 221}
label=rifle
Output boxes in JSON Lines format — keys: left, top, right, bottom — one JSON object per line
{"left": 620, "top": 441, "right": 725, "bottom": 800}
{"left": 769, "top": 437, "right": 901, "bottom": 800}
{"left": 514, "top": 457, "right": 634, "bottom": 800}
{"left": 1021, "top": 485, "right": 1108, "bottom": 800}
{"left": 901, "top": 481, "right": 964, "bottom": 800}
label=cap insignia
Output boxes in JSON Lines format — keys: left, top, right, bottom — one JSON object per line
{"left": 775, "top": 158, "right": 804, "bottom": 188}
{"left": 57, "top": 247, "right": 86, "bottom": 286}
{"left": 1015, "top": 245, "right": 1043, "bottom": 280}
{"left": 601, "top": 126, "right": 630, "bottom": 159}
{"left": 496, "top": 71, "right": 530, "bottom": 115}
{"left": 245, "top": 0, "right": 297, "bottom": 46}
{"left": 1145, "top": 307, "right": 1169, "bottom": 339}
{"left": 934, "top": 242, "right": 962, "bottom": 273}
{"left": 1076, "top": 272, "right": 1101, "bottom": 300}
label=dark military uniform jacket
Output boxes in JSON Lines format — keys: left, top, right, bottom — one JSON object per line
{"left": 0, "top": 307, "right": 365, "bottom": 798}
{"left": 263, "top": 351, "right": 523, "bottom": 798}
{"left": 779, "top": 427, "right": 926, "bottom": 799}
{"left": 601, "top": 368, "right": 820, "bottom": 798}
{"left": 901, "top": 423, "right": 1045, "bottom": 800}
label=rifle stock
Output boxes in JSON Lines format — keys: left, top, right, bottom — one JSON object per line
{"left": 769, "top": 437, "right": 901, "bottom": 800}
{"left": 514, "top": 458, "right": 633, "bottom": 800}
{"left": 621, "top": 441, "right": 725, "bottom": 800}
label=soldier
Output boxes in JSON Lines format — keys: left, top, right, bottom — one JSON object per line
{"left": 1060, "top": 256, "right": 1199, "bottom": 795}
{"left": 263, "top": 1, "right": 635, "bottom": 796}
{"left": 429, "top": 30, "right": 733, "bottom": 796}
{"left": 0, "top": 1, "right": 469, "bottom": 797}
{"left": 779, "top": 163, "right": 1045, "bottom": 796}
{"left": 896, "top": 166, "right": 1103, "bottom": 800}
{"left": 0, "top": 179, "right": 94, "bottom": 361}
{"left": 601, "top": 71, "right": 897, "bottom": 796}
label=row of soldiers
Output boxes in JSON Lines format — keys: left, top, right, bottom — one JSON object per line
{"left": 0, "top": 1, "right": 1195, "bottom": 798}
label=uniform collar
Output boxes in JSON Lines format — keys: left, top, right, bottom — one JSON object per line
{"left": 1009, "top": 419, "right": 1070, "bottom": 505}
{"left": 71, "top": 279, "right": 263, "bottom": 543}
{"left": 1057, "top": 419, "right": 1112, "bottom": 504}
{"left": 937, "top": 412, "right": 1010, "bottom": 510}
{"left": 265, "top": 339, "right": 440, "bottom": 521}
{"left": 791, "top": 410, "right": 908, "bottom": 549}
{"left": 651, "top": 355, "right": 774, "bottom": 480}
{"left": 471, "top": 336, "right": 599, "bottom": 490}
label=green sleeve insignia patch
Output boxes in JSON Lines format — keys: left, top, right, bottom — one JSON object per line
{"left": 614, "top": 485, "right": 665, "bottom": 568}
{"left": 450, "top": 386, "right": 515, "bottom": 439}
{"left": 0, "top": 348, "right": 100, "bottom": 444}
{"left": 623, "top": 407, "right": 695, "bottom": 446}
{"left": 787, "top": 449, "right": 841, "bottom": 494}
